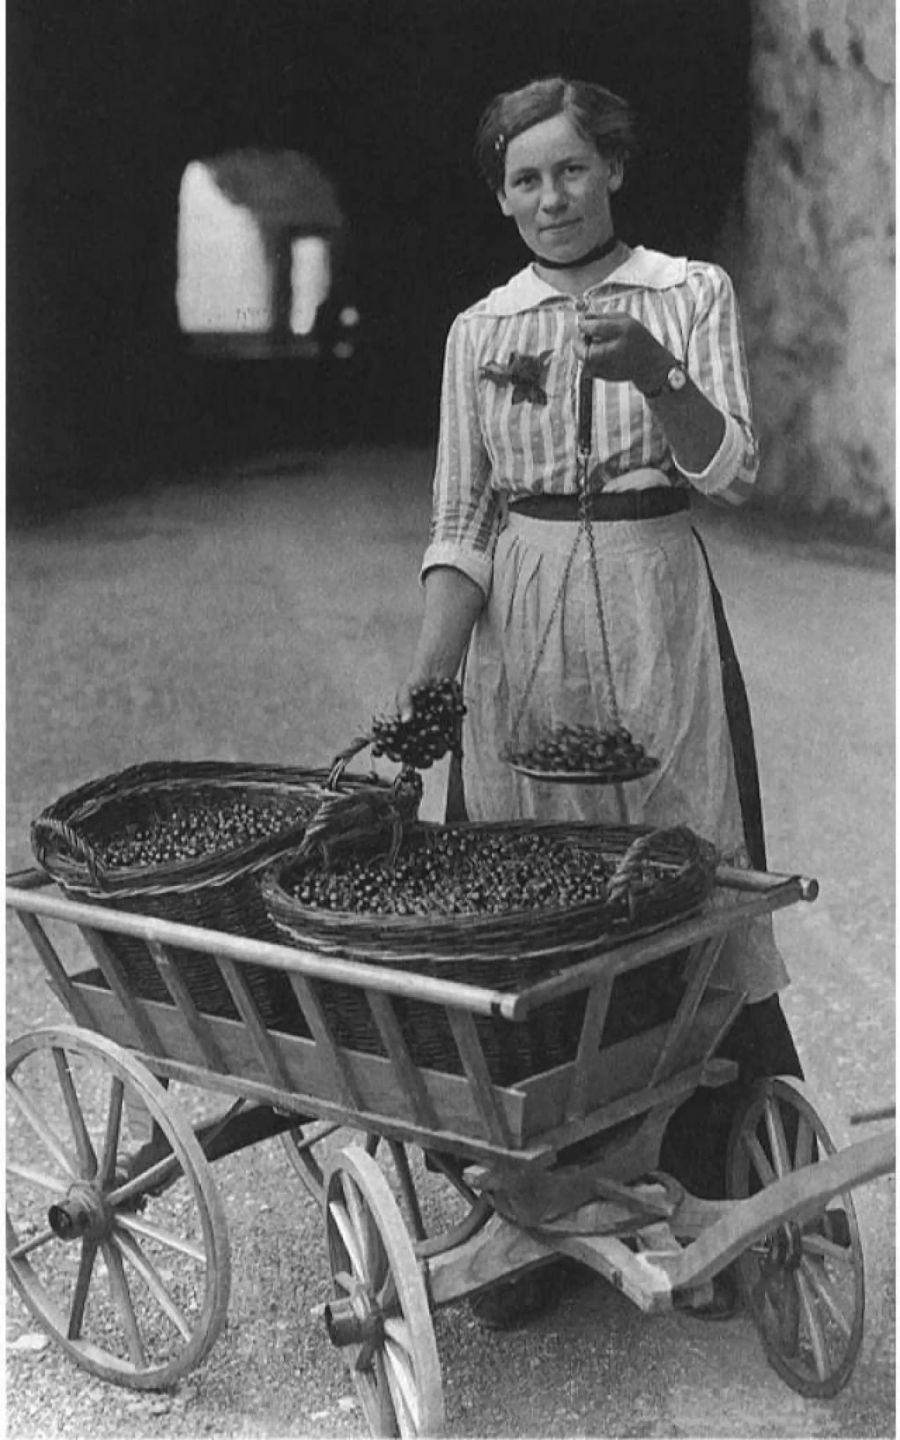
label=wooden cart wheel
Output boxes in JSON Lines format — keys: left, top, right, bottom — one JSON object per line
{"left": 726, "top": 1075, "right": 866, "bottom": 1398}
{"left": 283, "top": 1124, "right": 379, "bottom": 1206}
{"left": 323, "top": 1146, "right": 445, "bottom": 1438}
{"left": 6, "top": 1027, "right": 231, "bottom": 1390}
{"left": 282, "top": 1121, "right": 336, "bottom": 1204}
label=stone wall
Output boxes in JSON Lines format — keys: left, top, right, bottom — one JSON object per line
{"left": 740, "top": 0, "right": 894, "bottom": 539}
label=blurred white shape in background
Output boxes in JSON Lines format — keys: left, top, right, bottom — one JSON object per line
{"left": 176, "top": 161, "right": 272, "bottom": 333}
{"left": 290, "top": 236, "right": 331, "bottom": 336}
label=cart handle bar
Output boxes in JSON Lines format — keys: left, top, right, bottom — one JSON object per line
{"left": 5, "top": 865, "right": 818, "bottom": 1023}
{"left": 8, "top": 863, "right": 819, "bottom": 903}
{"left": 714, "top": 864, "right": 818, "bottom": 902}
{"left": 651, "top": 1127, "right": 894, "bottom": 1294}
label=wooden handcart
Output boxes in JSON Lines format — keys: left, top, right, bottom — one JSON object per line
{"left": 5, "top": 860, "right": 895, "bottom": 1436}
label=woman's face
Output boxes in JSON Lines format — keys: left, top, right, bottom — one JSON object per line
{"left": 498, "top": 111, "right": 622, "bottom": 263}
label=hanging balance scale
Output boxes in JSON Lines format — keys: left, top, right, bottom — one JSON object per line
{"left": 504, "top": 319, "right": 660, "bottom": 813}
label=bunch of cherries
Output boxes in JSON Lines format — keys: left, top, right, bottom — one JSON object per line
{"left": 507, "top": 722, "right": 658, "bottom": 777}
{"left": 370, "top": 679, "right": 466, "bottom": 770}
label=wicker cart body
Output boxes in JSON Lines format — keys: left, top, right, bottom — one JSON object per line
{"left": 6, "top": 863, "right": 894, "bottom": 1434}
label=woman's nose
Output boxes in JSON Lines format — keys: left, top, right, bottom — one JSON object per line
{"left": 539, "top": 179, "right": 567, "bottom": 212}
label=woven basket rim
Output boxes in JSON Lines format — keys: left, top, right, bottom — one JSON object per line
{"left": 31, "top": 760, "right": 388, "bottom": 899}
{"left": 266, "top": 909, "right": 698, "bottom": 968}
{"left": 261, "top": 820, "right": 718, "bottom": 966}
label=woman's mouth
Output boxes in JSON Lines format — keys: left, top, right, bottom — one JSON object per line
{"left": 535, "top": 218, "right": 578, "bottom": 241}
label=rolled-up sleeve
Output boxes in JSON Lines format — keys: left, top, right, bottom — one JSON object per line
{"left": 675, "top": 265, "right": 759, "bottom": 507}
{"left": 420, "top": 315, "right": 500, "bottom": 596}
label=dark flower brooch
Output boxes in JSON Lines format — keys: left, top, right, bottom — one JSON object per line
{"left": 480, "top": 349, "right": 553, "bottom": 405}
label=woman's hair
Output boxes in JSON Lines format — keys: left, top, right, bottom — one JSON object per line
{"left": 474, "top": 76, "right": 638, "bottom": 193}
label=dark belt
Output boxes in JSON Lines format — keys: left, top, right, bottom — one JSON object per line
{"left": 508, "top": 486, "right": 690, "bottom": 522}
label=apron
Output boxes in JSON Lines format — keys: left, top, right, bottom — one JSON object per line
{"left": 449, "top": 506, "right": 788, "bottom": 1002}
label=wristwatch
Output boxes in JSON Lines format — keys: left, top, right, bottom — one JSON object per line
{"left": 642, "top": 361, "right": 688, "bottom": 399}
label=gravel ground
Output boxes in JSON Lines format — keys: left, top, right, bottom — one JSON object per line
{"left": 5, "top": 445, "right": 895, "bottom": 1438}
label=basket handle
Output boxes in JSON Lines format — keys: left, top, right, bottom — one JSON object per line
{"left": 327, "top": 734, "right": 374, "bottom": 791}
{"left": 605, "top": 827, "right": 692, "bottom": 914}
{"left": 31, "top": 814, "right": 105, "bottom": 890}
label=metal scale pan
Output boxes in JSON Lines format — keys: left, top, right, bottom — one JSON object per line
{"left": 508, "top": 754, "right": 660, "bottom": 786}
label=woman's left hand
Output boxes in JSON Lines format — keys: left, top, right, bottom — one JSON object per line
{"left": 575, "top": 311, "right": 672, "bottom": 395}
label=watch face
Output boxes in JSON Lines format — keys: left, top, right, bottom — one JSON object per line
{"left": 668, "top": 364, "right": 687, "bottom": 391}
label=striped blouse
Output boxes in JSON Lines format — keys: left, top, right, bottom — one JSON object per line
{"left": 422, "top": 246, "right": 759, "bottom": 597}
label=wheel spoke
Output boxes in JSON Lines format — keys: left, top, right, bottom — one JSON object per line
{"left": 328, "top": 1198, "right": 367, "bottom": 1290}
{"left": 8, "top": 1225, "right": 58, "bottom": 1260}
{"left": 384, "top": 1333, "right": 420, "bottom": 1435}
{"left": 114, "top": 1212, "right": 206, "bottom": 1264}
{"left": 368, "top": 1352, "right": 403, "bottom": 1436}
{"left": 100, "top": 1078, "right": 126, "bottom": 1186}
{"left": 106, "top": 1153, "right": 180, "bottom": 1208}
{"left": 793, "top": 1113, "right": 815, "bottom": 1171}
{"left": 332, "top": 1267, "right": 356, "bottom": 1295}
{"left": 763, "top": 1097, "right": 792, "bottom": 1179}
{"left": 290, "top": 1121, "right": 339, "bottom": 1155}
{"left": 342, "top": 1173, "right": 385, "bottom": 1289}
{"left": 802, "top": 1232, "right": 853, "bottom": 1265}
{"left": 741, "top": 1129, "right": 777, "bottom": 1187}
{"left": 342, "top": 1174, "right": 371, "bottom": 1258}
{"left": 7, "top": 1160, "right": 71, "bottom": 1195}
{"left": 384, "top": 1314, "right": 415, "bottom": 1357}
{"left": 52, "top": 1047, "right": 98, "bottom": 1179}
{"left": 750, "top": 1271, "right": 770, "bottom": 1315}
{"left": 101, "top": 1239, "right": 148, "bottom": 1369}
{"left": 770, "top": 1273, "right": 800, "bottom": 1355}
{"left": 328, "top": 1199, "right": 367, "bottom": 1281}
{"left": 115, "top": 1228, "right": 193, "bottom": 1340}
{"left": 796, "top": 1267, "right": 831, "bottom": 1380}
{"left": 8, "top": 1080, "right": 79, "bottom": 1178}
{"left": 378, "top": 1270, "right": 400, "bottom": 1315}
{"left": 799, "top": 1254, "right": 854, "bottom": 1338}
{"left": 68, "top": 1238, "right": 99, "bottom": 1340}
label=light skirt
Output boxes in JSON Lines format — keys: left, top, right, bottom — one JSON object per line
{"left": 461, "top": 509, "right": 788, "bottom": 1002}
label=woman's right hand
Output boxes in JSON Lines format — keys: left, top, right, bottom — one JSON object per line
{"left": 395, "top": 566, "right": 484, "bottom": 721}
{"left": 394, "top": 667, "right": 449, "bottom": 723}
{"left": 394, "top": 677, "right": 418, "bottom": 726}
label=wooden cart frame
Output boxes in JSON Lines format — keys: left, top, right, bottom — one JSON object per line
{"left": 6, "top": 863, "right": 895, "bottom": 1435}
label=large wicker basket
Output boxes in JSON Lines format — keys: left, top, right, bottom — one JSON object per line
{"left": 31, "top": 759, "right": 388, "bottom": 1024}
{"left": 261, "top": 821, "right": 719, "bottom": 1081}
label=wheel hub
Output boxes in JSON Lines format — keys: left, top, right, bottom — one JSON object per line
{"left": 763, "top": 1221, "right": 803, "bottom": 1274}
{"left": 48, "top": 1181, "right": 111, "bottom": 1243}
{"left": 323, "top": 1279, "right": 385, "bottom": 1368}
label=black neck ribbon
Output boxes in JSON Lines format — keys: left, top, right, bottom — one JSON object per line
{"left": 534, "top": 232, "right": 619, "bottom": 270}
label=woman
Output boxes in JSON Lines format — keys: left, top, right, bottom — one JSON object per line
{"left": 398, "top": 76, "right": 802, "bottom": 1324}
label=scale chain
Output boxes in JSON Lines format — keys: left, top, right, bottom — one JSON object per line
{"left": 509, "top": 337, "right": 622, "bottom": 748}
{"left": 577, "top": 436, "right": 621, "bottom": 730}
{"left": 508, "top": 533, "right": 580, "bottom": 748}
